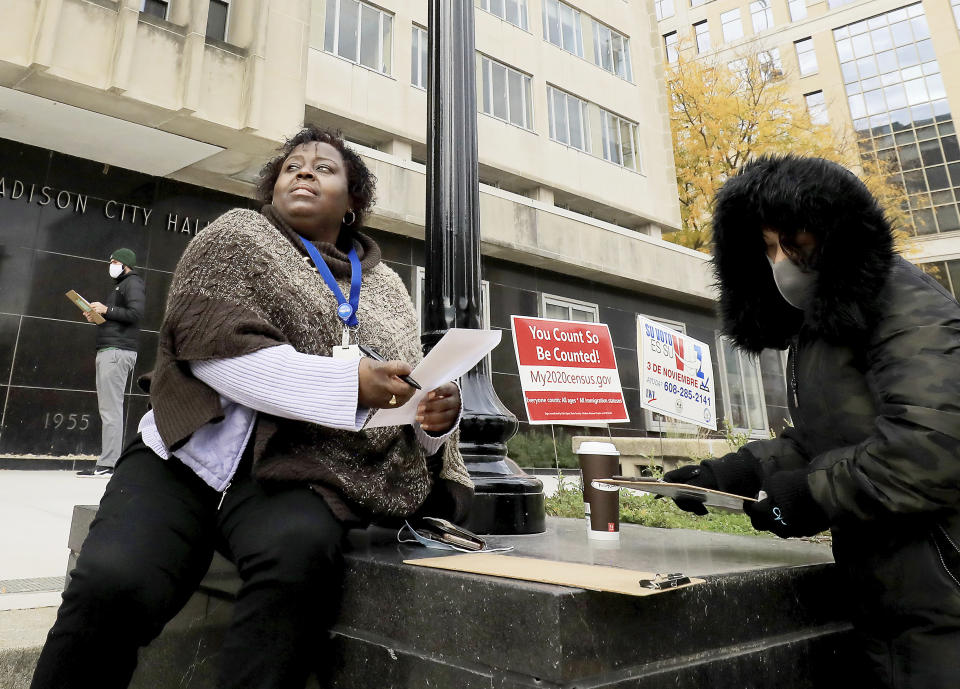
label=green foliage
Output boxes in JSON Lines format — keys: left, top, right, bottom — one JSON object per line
{"left": 545, "top": 477, "right": 766, "bottom": 537}
{"left": 722, "top": 419, "right": 751, "bottom": 450}
{"left": 507, "top": 427, "right": 580, "bottom": 469}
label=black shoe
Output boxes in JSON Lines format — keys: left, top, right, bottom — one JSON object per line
{"left": 77, "top": 466, "right": 113, "bottom": 478}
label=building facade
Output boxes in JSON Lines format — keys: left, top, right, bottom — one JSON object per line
{"left": 0, "top": 0, "right": 788, "bottom": 463}
{"left": 657, "top": 0, "right": 960, "bottom": 293}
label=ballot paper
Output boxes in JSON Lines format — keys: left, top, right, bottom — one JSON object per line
{"left": 595, "top": 478, "right": 757, "bottom": 512}
{"left": 363, "top": 328, "right": 501, "bottom": 428}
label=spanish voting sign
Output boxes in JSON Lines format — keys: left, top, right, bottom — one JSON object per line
{"left": 637, "top": 316, "right": 716, "bottom": 430}
{"left": 511, "top": 316, "right": 629, "bottom": 424}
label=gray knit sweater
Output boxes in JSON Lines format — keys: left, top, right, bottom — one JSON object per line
{"left": 146, "top": 207, "right": 472, "bottom": 519}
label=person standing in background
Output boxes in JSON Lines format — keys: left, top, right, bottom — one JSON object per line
{"left": 77, "top": 248, "right": 145, "bottom": 477}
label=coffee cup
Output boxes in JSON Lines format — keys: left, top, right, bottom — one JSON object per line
{"left": 575, "top": 441, "right": 620, "bottom": 540}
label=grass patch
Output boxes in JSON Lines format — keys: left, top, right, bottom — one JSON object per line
{"left": 545, "top": 476, "right": 768, "bottom": 537}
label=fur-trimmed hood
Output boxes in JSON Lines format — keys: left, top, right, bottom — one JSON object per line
{"left": 711, "top": 155, "right": 895, "bottom": 353}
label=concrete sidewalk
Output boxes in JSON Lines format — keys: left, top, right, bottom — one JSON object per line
{"left": 0, "top": 471, "right": 108, "bottom": 611}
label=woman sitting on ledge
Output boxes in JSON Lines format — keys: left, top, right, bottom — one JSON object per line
{"left": 31, "top": 126, "right": 473, "bottom": 689}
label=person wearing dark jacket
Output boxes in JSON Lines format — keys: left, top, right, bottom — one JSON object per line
{"left": 77, "top": 248, "right": 145, "bottom": 477}
{"left": 664, "top": 155, "right": 960, "bottom": 688}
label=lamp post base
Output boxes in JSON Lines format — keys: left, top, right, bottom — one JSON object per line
{"left": 463, "top": 459, "right": 546, "bottom": 535}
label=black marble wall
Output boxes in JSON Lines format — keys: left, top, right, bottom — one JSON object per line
{"left": 0, "top": 137, "right": 777, "bottom": 460}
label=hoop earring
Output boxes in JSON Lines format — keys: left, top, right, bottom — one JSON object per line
{"left": 343, "top": 210, "right": 357, "bottom": 226}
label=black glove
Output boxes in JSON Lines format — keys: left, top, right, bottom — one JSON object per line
{"left": 662, "top": 463, "right": 718, "bottom": 516}
{"left": 744, "top": 469, "right": 830, "bottom": 539}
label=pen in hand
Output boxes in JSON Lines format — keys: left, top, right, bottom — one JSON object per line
{"left": 357, "top": 344, "right": 422, "bottom": 390}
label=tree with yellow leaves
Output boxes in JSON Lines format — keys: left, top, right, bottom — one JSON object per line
{"left": 665, "top": 48, "right": 910, "bottom": 252}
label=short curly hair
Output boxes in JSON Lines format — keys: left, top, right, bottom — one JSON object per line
{"left": 257, "top": 125, "right": 377, "bottom": 228}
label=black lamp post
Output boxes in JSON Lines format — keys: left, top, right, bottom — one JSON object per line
{"left": 423, "top": 0, "right": 545, "bottom": 534}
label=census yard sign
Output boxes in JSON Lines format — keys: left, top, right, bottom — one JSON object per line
{"left": 511, "top": 316, "right": 629, "bottom": 424}
{"left": 637, "top": 317, "right": 717, "bottom": 430}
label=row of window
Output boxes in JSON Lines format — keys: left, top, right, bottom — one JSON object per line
{"left": 657, "top": 0, "right": 805, "bottom": 26}
{"left": 140, "top": 0, "right": 231, "bottom": 43}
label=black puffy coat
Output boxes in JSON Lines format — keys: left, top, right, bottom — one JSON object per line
{"left": 96, "top": 271, "right": 145, "bottom": 351}
{"left": 709, "top": 156, "right": 960, "bottom": 688}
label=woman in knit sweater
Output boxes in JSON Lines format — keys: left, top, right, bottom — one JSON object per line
{"left": 31, "top": 126, "right": 473, "bottom": 689}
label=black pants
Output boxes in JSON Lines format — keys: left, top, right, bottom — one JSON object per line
{"left": 31, "top": 440, "right": 346, "bottom": 689}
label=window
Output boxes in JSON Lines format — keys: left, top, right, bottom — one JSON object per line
{"left": 592, "top": 21, "right": 632, "bottom": 81}
{"left": 664, "top": 31, "right": 679, "bottom": 64}
{"left": 415, "top": 267, "right": 493, "bottom": 375}
{"left": 479, "top": 55, "right": 534, "bottom": 130}
{"left": 324, "top": 0, "right": 394, "bottom": 75}
{"left": 805, "top": 91, "right": 828, "bottom": 125}
{"left": 758, "top": 47, "right": 783, "bottom": 80}
{"left": 827, "top": 0, "right": 855, "bottom": 8}
{"left": 721, "top": 9, "right": 743, "bottom": 44}
{"left": 206, "top": 0, "right": 229, "bottom": 41}
{"left": 542, "top": 0, "right": 583, "bottom": 57}
{"left": 717, "top": 336, "right": 770, "bottom": 437}
{"left": 480, "top": 0, "right": 529, "bottom": 31}
{"left": 690, "top": 0, "right": 710, "bottom": 7}
{"left": 750, "top": 1, "right": 774, "bottom": 34}
{"left": 541, "top": 294, "right": 598, "bottom": 322}
{"left": 788, "top": 0, "right": 807, "bottom": 22}
{"left": 547, "top": 86, "right": 590, "bottom": 152}
{"left": 411, "top": 25, "right": 427, "bottom": 89}
{"left": 694, "top": 21, "right": 710, "bottom": 54}
{"left": 795, "top": 37, "right": 817, "bottom": 77}
{"left": 655, "top": 0, "right": 675, "bottom": 21}
{"left": 601, "top": 110, "right": 641, "bottom": 171}
{"left": 141, "top": 0, "right": 168, "bottom": 19}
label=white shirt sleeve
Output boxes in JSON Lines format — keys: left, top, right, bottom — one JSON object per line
{"left": 190, "top": 345, "right": 369, "bottom": 431}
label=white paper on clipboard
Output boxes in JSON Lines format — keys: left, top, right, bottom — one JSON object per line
{"left": 363, "top": 328, "right": 502, "bottom": 428}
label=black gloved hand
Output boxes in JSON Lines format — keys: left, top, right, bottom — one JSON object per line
{"left": 743, "top": 469, "right": 830, "bottom": 539}
{"left": 662, "top": 463, "right": 718, "bottom": 516}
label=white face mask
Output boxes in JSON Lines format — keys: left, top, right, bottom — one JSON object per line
{"left": 109, "top": 263, "right": 124, "bottom": 279}
{"left": 768, "top": 256, "right": 817, "bottom": 311}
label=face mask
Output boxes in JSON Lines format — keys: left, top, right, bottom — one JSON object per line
{"left": 768, "top": 256, "right": 817, "bottom": 311}
{"left": 397, "top": 521, "right": 514, "bottom": 554}
{"left": 109, "top": 264, "right": 123, "bottom": 279}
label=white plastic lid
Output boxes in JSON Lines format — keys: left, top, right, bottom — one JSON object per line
{"left": 575, "top": 441, "right": 620, "bottom": 456}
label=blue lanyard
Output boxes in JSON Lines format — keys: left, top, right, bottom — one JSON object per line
{"left": 298, "top": 235, "right": 361, "bottom": 328}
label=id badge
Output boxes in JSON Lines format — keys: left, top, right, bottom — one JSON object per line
{"left": 332, "top": 345, "right": 361, "bottom": 360}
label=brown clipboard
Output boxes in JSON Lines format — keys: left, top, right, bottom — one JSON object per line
{"left": 596, "top": 478, "right": 757, "bottom": 512}
{"left": 404, "top": 553, "right": 704, "bottom": 597}
{"left": 66, "top": 290, "right": 106, "bottom": 324}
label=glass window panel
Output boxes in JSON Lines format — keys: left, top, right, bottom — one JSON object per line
{"left": 877, "top": 50, "right": 897, "bottom": 74}
{"left": 836, "top": 39, "right": 854, "bottom": 63}
{"left": 865, "top": 89, "right": 886, "bottom": 116}
{"left": 884, "top": 84, "right": 907, "bottom": 110}
{"left": 927, "top": 165, "right": 949, "bottom": 190}
{"left": 871, "top": 27, "right": 893, "bottom": 52}
{"left": 664, "top": 32, "right": 678, "bottom": 64}
{"left": 942, "top": 135, "right": 960, "bottom": 162}
{"left": 917, "top": 124, "right": 937, "bottom": 140}
{"left": 936, "top": 204, "right": 960, "bottom": 231}
{"left": 789, "top": 0, "right": 806, "bottom": 22}
{"left": 896, "top": 44, "right": 919, "bottom": 68}
{"left": 338, "top": 0, "right": 360, "bottom": 62}
{"left": 857, "top": 56, "right": 878, "bottom": 79}
{"left": 143, "top": 0, "right": 168, "bottom": 19}
{"left": 917, "top": 39, "right": 935, "bottom": 62}
{"left": 896, "top": 129, "right": 917, "bottom": 145}
{"left": 722, "top": 10, "right": 743, "bottom": 43}
{"left": 568, "top": 97, "right": 584, "bottom": 150}
{"left": 491, "top": 63, "right": 507, "bottom": 120}
{"left": 923, "top": 61, "right": 938, "bottom": 76}
{"left": 597, "top": 24, "right": 613, "bottom": 71}
{"left": 695, "top": 21, "right": 710, "bottom": 54}
{"left": 739, "top": 351, "right": 766, "bottom": 432}
{"left": 504, "top": 0, "right": 518, "bottom": 24}
{"left": 904, "top": 168, "right": 928, "bottom": 193}
{"left": 544, "top": 302, "right": 567, "bottom": 320}
{"left": 940, "top": 121, "right": 957, "bottom": 136}
{"left": 911, "top": 16, "right": 931, "bottom": 41}
{"left": 848, "top": 93, "right": 867, "bottom": 119}
{"left": 560, "top": 3, "right": 576, "bottom": 53}
{"left": 921, "top": 262, "right": 951, "bottom": 289}
{"left": 841, "top": 62, "right": 859, "bottom": 83}
{"left": 905, "top": 78, "right": 928, "bottom": 106}
{"left": 926, "top": 74, "right": 945, "bottom": 101}
{"left": 482, "top": 59, "right": 491, "bottom": 114}
{"left": 721, "top": 339, "right": 748, "bottom": 429}
{"left": 915, "top": 208, "right": 936, "bottom": 234}
{"left": 508, "top": 69, "right": 524, "bottom": 127}
{"left": 206, "top": 0, "right": 228, "bottom": 42}
{"left": 921, "top": 139, "right": 945, "bottom": 166}
{"left": 947, "top": 260, "right": 960, "bottom": 298}
{"left": 902, "top": 64, "right": 923, "bottom": 81}
{"left": 570, "top": 307, "right": 596, "bottom": 323}
{"left": 411, "top": 27, "right": 419, "bottom": 86}
{"left": 952, "top": 161, "right": 960, "bottom": 184}
{"left": 380, "top": 14, "right": 392, "bottom": 73}
{"left": 545, "top": 0, "right": 560, "bottom": 45}
{"left": 359, "top": 7, "right": 379, "bottom": 70}
{"left": 851, "top": 33, "right": 873, "bottom": 59}
{"left": 555, "top": 91, "right": 569, "bottom": 144}
{"left": 932, "top": 190, "right": 954, "bottom": 205}
{"left": 324, "top": 0, "right": 337, "bottom": 52}
{"left": 891, "top": 21, "right": 912, "bottom": 47}
{"left": 862, "top": 76, "right": 882, "bottom": 91}
{"left": 846, "top": 82, "right": 862, "bottom": 96}
{"left": 899, "top": 143, "right": 921, "bottom": 169}
{"left": 621, "top": 120, "right": 637, "bottom": 170}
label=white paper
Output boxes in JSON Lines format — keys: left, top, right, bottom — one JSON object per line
{"left": 363, "top": 328, "right": 502, "bottom": 428}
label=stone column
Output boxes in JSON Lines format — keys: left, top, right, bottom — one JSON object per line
{"left": 424, "top": 0, "right": 544, "bottom": 534}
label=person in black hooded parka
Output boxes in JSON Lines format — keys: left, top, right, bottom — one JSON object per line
{"left": 664, "top": 155, "right": 960, "bottom": 687}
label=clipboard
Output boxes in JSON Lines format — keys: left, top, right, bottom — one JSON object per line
{"left": 595, "top": 478, "right": 757, "bottom": 512}
{"left": 66, "top": 290, "right": 106, "bottom": 324}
